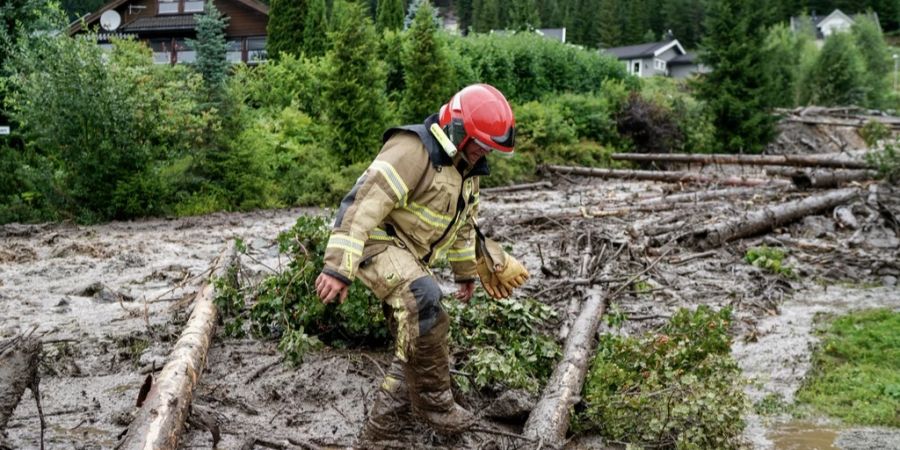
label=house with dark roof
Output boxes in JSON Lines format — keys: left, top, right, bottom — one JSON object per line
{"left": 68, "top": 0, "right": 268, "bottom": 64}
{"left": 602, "top": 38, "right": 706, "bottom": 79}
{"left": 790, "top": 9, "right": 880, "bottom": 43}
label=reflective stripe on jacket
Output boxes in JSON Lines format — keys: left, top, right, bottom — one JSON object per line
{"left": 322, "top": 114, "right": 488, "bottom": 285}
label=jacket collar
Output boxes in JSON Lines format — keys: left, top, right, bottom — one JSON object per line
{"left": 383, "top": 114, "right": 490, "bottom": 177}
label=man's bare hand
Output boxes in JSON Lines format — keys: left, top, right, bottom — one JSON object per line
{"left": 315, "top": 272, "right": 349, "bottom": 304}
{"left": 454, "top": 281, "right": 475, "bottom": 303}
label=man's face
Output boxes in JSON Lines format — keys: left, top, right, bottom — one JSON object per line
{"left": 460, "top": 139, "right": 491, "bottom": 164}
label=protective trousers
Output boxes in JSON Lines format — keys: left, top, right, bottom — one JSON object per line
{"left": 355, "top": 245, "right": 474, "bottom": 441}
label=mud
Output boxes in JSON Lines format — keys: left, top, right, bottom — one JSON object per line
{"left": 0, "top": 174, "right": 897, "bottom": 449}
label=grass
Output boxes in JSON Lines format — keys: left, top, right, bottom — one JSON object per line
{"left": 795, "top": 309, "right": 900, "bottom": 427}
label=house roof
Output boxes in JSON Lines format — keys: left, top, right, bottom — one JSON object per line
{"left": 789, "top": 9, "right": 881, "bottom": 37}
{"left": 123, "top": 15, "right": 197, "bottom": 32}
{"left": 68, "top": 0, "right": 268, "bottom": 35}
{"left": 603, "top": 39, "right": 686, "bottom": 60}
{"left": 536, "top": 28, "right": 566, "bottom": 43}
{"left": 667, "top": 52, "right": 697, "bottom": 65}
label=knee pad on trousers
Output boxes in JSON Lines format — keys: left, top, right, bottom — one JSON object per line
{"left": 409, "top": 276, "right": 444, "bottom": 336}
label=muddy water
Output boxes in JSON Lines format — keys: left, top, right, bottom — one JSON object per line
{"left": 733, "top": 284, "right": 900, "bottom": 450}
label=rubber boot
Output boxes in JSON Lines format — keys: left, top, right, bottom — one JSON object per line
{"left": 357, "top": 358, "right": 411, "bottom": 444}
{"left": 406, "top": 309, "right": 477, "bottom": 434}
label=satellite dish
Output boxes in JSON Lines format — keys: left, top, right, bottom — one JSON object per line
{"left": 100, "top": 10, "right": 121, "bottom": 31}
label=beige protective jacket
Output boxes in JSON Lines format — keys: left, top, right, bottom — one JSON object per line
{"left": 322, "top": 115, "right": 488, "bottom": 286}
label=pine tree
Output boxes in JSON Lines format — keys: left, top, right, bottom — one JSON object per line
{"left": 801, "top": 32, "right": 868, "bottom": 106}
{"left": 597, "top": 0, "right": 622, "bottom": 47}
{"left": 322, "top": 1, "right": 390, "bottom": 164}
{"left": 189, "top": 1, "right": 229, "bottom": 87}
{"left": 267, "top": 0, "right": 306, "bottom": 58}
{"left": 376, "top": 0, "right": 404, "bottom": 31}
{"left": 400, "top": 0, "right": 455, "bottom": 122}
{"left": 302, "top": 0, "right": 328, "bottom": 55}
{"left": 696, "top": 0, "right": 779, "bottom": 153}
{"left": 404, "top": 0, "right": 440, "bottom": 30}
{"left": 508, "top": 0, "right": 541, "bottom": 30}
{"left": 852, "top": 15, "right": 891, "bottom": 108}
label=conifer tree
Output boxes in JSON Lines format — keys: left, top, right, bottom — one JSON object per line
{"left": 472, "top": 0, "right": 500, "bottom": 32}
{"left": 267, "top": 0, "right": 306, "bottom": 58}
{"left": 404, "top": 0, "right": 440, "bottom": 30}
{"left": 508, "top": 0, "right": 541, "bottom": 30}
{"left": 597, "top": 0, "right": 622, "bottom": 47}
{"left": 189, "top": 1, "right": 229, "bottom": 87}
{"left": 852, "top": 16, "right": 891, "bottom": 108}
{"left": 538, "top": 0, "right": 562, "bottom": 28}
{"left": 801, "top": 32, "right": 867, "bottom": 106}
{"left": 322, "top": 1, "right": 390, "bottom": 164}
{"left": 696, "top": 0, "right": 779, "bottom": 153}
{"left": 455, "top": 0, "right": 473, "bottom": 34}
{"left": 302, "top": 0, "right": 328, "bottom": 55}
{"left": 400, "top": 0, "right": 454, "bottom": 122}
{"left": 376, "top": 0, "right": 404, "bottom": 31}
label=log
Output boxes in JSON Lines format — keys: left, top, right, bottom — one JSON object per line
{"left": 481, "top": 181, "right": 553, "bottom": 194}
{"left": 541, "top": 165, "right": 786, "bottom": 187}
{"left": 634, "top": 186, "right": 776, "bottom": 207}
{"left": 764, "top": 167, "right": 876, "bottom": 189}
{"left": 685, "top": 188, "right": 860, "bottom": 250}
{"left": 118, "top": 244, "right": 238, "bottom": 450}
{"left": 609, "top": 153, "right": 871, "bottom": 169}
{"left": 0, "top": 335, "right": 40, "bottom": 432}
{"left": 523, "top": 289, "right": 606, "bottom": 448}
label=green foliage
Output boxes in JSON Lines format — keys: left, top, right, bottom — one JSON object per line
{"left": 745, "top": 245, "right": 794, "bottom": 277}
{"left": 400, "top": 0, "right": 455, "bottom": 122}
{"left": 867, "top": 141, "right": 900, "bottom": 183}
{"left": 852, "top": 16, "right": 892, "bottom": 109}
{"left": 860, "top": 120, "right": 891, "bottom": 147}
{"left": 762, "top": 24, "right": 808, "bottom": 108}
{"left": 375, "top": 0, "right": 404, "bottom": 32}
{"left": 4, "top": 35, "right": 213, "bottom": 221}
{"left": 216, "top": 215, "right": 388, "bottom": 365}
{"left": 796, "top": 309, "right": 900, "bottom": 427}
{"left": 470, "top": 0, "right": 500, "bottom": 33}
{"left": 229, "top": 52, "right": 324, "bottom": 114}
{"left": 267, "top": 0, "right": 306, "bottom": 59}
{"left": 696, "top": 0, "right": 778, "bottom": 154}
{"left": 801, "top": 32, "right": 867, "bottom": 107}
{"left": 322, "top": 1, "right": 391, "bottom": 165}
{"left": 577, "top": 306, "right": 747, "bottom": 450}
{"left": 302, "top": 0, "right": 328, "bottom": 56}
{"left": 448, "top": 32, "right": 631, "bottom": 104}
{"left": 189, "top": 0, "right": 229, "bottom": 87}
{"left": 446, "top": 295, "right": 560, "bottom": 393}
{"left": 507, "top": 0, "right": 540, "bottom": 30}
{"left": 404, "top": 0, "right": 440, "bottom": 30}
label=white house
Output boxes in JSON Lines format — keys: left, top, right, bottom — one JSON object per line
{"left": 790, "top": 9, "right": 881, "bottom": 44}
{"left": 602, "top": 38, "right": 706, "bottom": 79}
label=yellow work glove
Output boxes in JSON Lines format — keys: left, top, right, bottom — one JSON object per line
{"left": 475, "top": 238, "right": 529, "bottom": 299}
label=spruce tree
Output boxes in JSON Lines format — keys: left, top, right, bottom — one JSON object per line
{"left": 404, "top": 0, "right": 440, "bottom": 30}
{"left": 267, "top": 0, "right": 306, "bottom": 58}
{"left": 801, "top": 32, "right": 867, "bottom": 106}
{"left": 400, "top": 0, "right": 455, "bottom": 122}
{"left": 322, "top": 1, "right": 390, "bottom": 164}
{"left": 696, "top": 0, "right": 779, "bottom": 153}
{"left": 455, "top": 0, "right": 473, "bottom": 34}
{"left": 302, "top": 0, "right": 328, "bottom": 55}
{"left": 852, "top": 16, "right": 891, "bottom": 108}
{"left": 189, "top": 1, "right": 229, "bottom": 87}
{"left": 508, "top": 0, "right": 541, "bottom": 30}
{"left": 538, "top": 0, "right": 562, "bottom": 28}
{"left": 472, "top": 0, "right": 500, "bottom": 32}
{"left": 597, "top": 0, "right": 622, "bottom": 47}
{"left": 376, "top": 0, "right": 404, "bottom": 31}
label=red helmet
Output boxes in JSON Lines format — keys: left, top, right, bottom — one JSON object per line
{"left": 438, "top": 84, "right": 516, "bottom": 154}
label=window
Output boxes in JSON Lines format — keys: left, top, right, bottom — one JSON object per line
{"left": 174, "top": 39, "right": 196, "bottom": 64}
{"left": 632, "top": 61, "right": 641, "bottom": 75}
{"left": 159, "top": 0, "right": 178, "bottom": 14}
{"left": 226, "top": 39, "right": 243, "bottom": 63}
{"left": 654, "top": 59, "right": 666, "bottom": 70}
{"left": 247, "top": 37, "right": 267, "bottom": 63}
{"left": 183, "top": 0, "right": 204, "bottom": 12}
{"left": 150, "top": 39, "right": 171, "bottom": 64}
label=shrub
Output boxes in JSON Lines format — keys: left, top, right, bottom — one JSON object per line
{"left": 745, "top": 245, "right": 794, "bottom": 277}
{"left": 860, "top": 120, "right": 891, "bottom": 148}
{"left": 867, "top": 141, "right": 900, "bottom": 184}
{"left": 617, "top": 91, "right": 684, "bottom": 155}
{"left": 577, "top": 306, "right": 747, "bottom": 449}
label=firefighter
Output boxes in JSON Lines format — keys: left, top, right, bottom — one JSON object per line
{"left": 315, "top": 84, "right": 530, "bottom": 443}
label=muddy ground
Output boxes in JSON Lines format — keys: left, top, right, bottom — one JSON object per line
{"left": 2, "top": 121, "right": 899, "bottom": 449}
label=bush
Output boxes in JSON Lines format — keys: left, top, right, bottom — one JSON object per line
{"left": 617, "top": 91, "right": 684, "bottom": 155}
{"left": 745, "top": 245, "right": 794, "bottom": 277}
{"left": 446, "top": 295, "right": 560, "bottom": 393}
{"left": 860, "top": 120, "right": 891, "bottom": 148}
{"left": 867, "top": 142, "right": 900, "bottom": 184}
{"left": 577, "top": 306, "right": 747, "bottom": 449}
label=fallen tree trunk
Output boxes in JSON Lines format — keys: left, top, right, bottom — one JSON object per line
{"left": 685, "top": 188, "right": 860, "bottom": 249}
{"left": 0, "top": 334, "right": 40, "bottom": 432}
{"left": 764, "top": 167, "right": 877, "bottom": 189}
{"left": 634, "top": 186, "right": 777, "bottom": 207}
{"left": 609, "top": 153, "right": 871, "bottom": 169}
{"left": 118, "top": 244, "right": 238, "bottom": 450}
{"left": 523, "top": 288, "right": 606, "bottom": 448}
{"left": 542, "top": 165, "right": 786, "bottom": 187}
{"left": 481, "top": 181, "right": 552, "bottom": 195}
